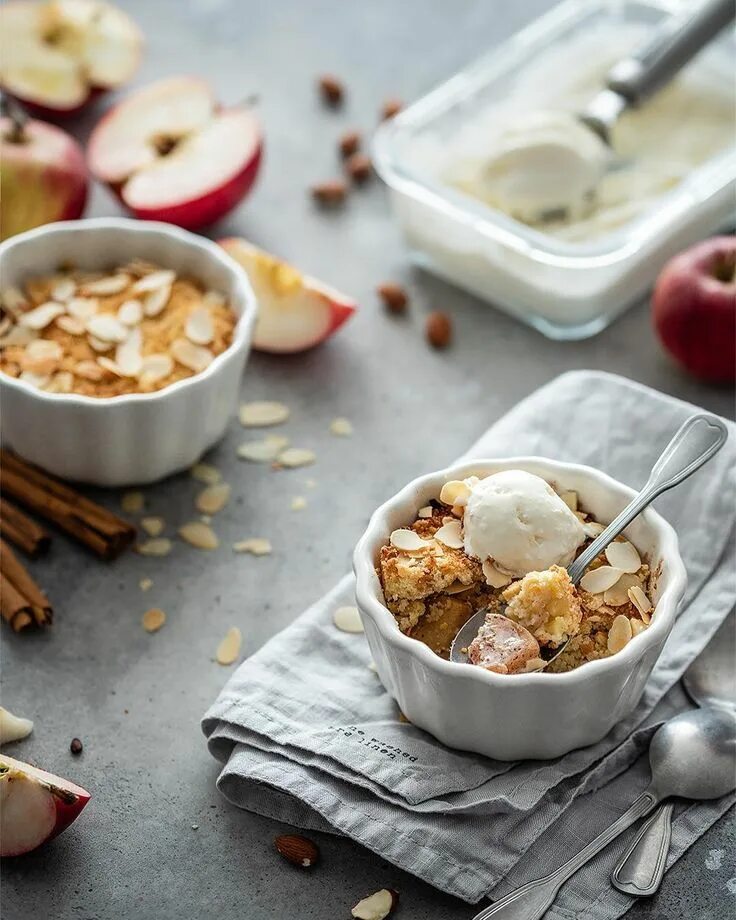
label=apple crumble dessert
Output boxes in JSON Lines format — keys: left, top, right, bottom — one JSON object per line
{"left": 0, "top": 261, "right": 236, "bottom": 397}
{"left": 378, "top": 470, "right": 654, "bottom": 674}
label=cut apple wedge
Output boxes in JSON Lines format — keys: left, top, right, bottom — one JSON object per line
{"left": 88, "top": 76, "right": 263, "bottom": 230}
{"left": 0, "top": 755, "right": 90, "bottom": 856}
{"left": 0, "top": 0, "right": 142, "bottom": 118}
{"left": 219, "top": 238, "right": 356, "bottom": 353}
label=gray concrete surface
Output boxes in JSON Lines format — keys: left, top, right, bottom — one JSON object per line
{"left": 2, "top": 1, "right": 734, "bottom": 918}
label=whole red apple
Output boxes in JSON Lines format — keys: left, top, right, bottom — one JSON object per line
{"left": 652, "top": 237, "right": 736, "bottom": 384}
{"left": 0, "top": 108, "right": 88, "bottom": 240}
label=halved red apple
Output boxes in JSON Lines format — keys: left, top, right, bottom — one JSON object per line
{"left": 0, "top": 0, "right": 142, "bottom": 118}
{"left": 219, "top": 237, "right": 356, "bottom": 353}
{"left": 88, "top": 76, "right": 263, "bottom": 230}
{"left": 0, "top": 755, "right": 90, "bottom": 856}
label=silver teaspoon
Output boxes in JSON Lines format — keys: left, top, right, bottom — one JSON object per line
{"left": 470, "top": 707, "right": 736, "bottom": 920}
{"left": 450, "top": 413, "right": 727, "bottom": 669}
{"left": 612, "top": 608, "right": 736, "bottom": 897}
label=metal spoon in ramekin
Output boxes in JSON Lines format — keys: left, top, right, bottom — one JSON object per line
{"left": 450, "top": 414, "right": 728, "bottom": 670}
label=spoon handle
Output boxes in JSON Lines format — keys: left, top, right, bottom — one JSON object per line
{"left": 568, "top": 414, "right": 727, "bottom": 584}
{"left": 471, "top": 790, "right": 658, "bottom": 920}
{"left": 611, "top": 801, "right": 673, "bottom": 897}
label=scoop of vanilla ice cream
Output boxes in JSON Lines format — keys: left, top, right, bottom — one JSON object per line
{"left": 463, "top": 470, "right": 585, "bottom": 577}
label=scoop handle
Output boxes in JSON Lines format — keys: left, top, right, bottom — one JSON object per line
{"left": 605, "top": 0, "right": 734, "bottom": 105}
{"left": 611, "top": 801, "right": 673, "bottom": 897}
{"left": 568, "top": 414, "right": 727, "bottom": 585}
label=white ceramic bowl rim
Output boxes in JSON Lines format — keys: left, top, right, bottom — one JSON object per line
{"left": 0, "top": 218, "right": 258, "bottom": 408}
{"left": 354, "top": 456, "right": 687, "bottom": 688}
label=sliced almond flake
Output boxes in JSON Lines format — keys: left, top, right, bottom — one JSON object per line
{"left": 390, "top": 529, "right": 432, "bottom": 552}
{"left": 580, "top": 565, "right": 623, "bottom": 595}
{"left": 216, "top": 627, "right": 242, "bottom": 665}
{"left": 74, "top": 360, "right": 104, "bottom": 381}
{"left": 560, "top": 490, "right": 578, "bottom": 511}
{"left": 196, "top": 483, "right": 231, "bottom": 515}
{"left": 170, "top": 338, "right": 213, "bottom": 373}
{"left": 583, "top": 520, "right": 605, "bottom": 538}
{"left": 89, "top": 336, "right": 114, "bottom": 353}
{"left": 132, "top": 270, "right": 176, "bottom": 294}
{"left": 435, "top": 519, "right": 464, "bottom": 549}
{"left": 179, "top": 521, "right": 219, "bottom": 550}
{"left": 237, "top": 438, "right": 286, "bottom": 462}
{"left": 86, "top": 314, "right": 128, "bottom": 343}
{"left": 190, "top": 462, "right": 221, "bottom": 485}
{"left": 185, "top": 306, "right": 214, "bottom": 345}
{"left": 523, "top": 657, "right": 547, "bottom": 672}
{"left": 439, "top": 479, "right": 471, "bottom": 507}
{"left": 21, "top": 339, "right": 62, "bottom": 374}
{"left": 1, "top": 286, "right": 29, "bottom": 316}
{"left": 44, "top": 371, "right": 73, "bottom": 394}
{"left": 329, "top": 417, "right": 353, "bottom": 437}
{"left": 277, "top": 447, "right": 315, "bottom": 469}
{"left": 97, "top": 357, "right": 126, "bottom": 377}
{"left": 67, "top": 297, "right": 98, "bottom": 320}
{"left": 0, "top": 317, "right": 9, "bottom": 337}
{"left": 233, "top": 538, "right": 272, "bottom": 556}
{"left": 141, "top": 517, "right": 165, "bottom": 537}
{"left": 18, "top": 302, "right": 65, "bottom": 330}
{"left": 142, "top": 284, "right": 172, "bottom": 318}
{"left": 136, "top": 537, "right": 172, "bottom": 557}
{"left": 290, "top": 496, "right": 307, "bottom": 511}
{"left": 417, "top": 505, "right": 434, "bottom": 518}
{"left": 605, "top": 540, "right": 642, "bottom": 574}
{"left": 628, "top": 585, "right": 652, "bottom": 617}
{"left": 138, "top": 353, "right": 173, "bottom": 386}
{"left": 142, "top": 607, "right": 166, "bottom": 633}
{"left": 445, "top": 581, "right": 473, "bottom": 595}
{"left": 239, "top": 401, "right": 290, "bottom": 427}
{"left": 123, "top": 258, "right": 159, "bottom": 278}
{"left": 114, "top": 328, "right": 143, "bottom": 377}
{"left": 56, "top": 315, "right": 86, "bottom": 336}
{"left": 82, "top": 274, "right": 130, "bottom": 296}
{"left": 0, "top": 325, "right": 38, "bottom": 346}
{"left": 139, "top": 577, "right": 154, "bottom": 591}
{"left": 607, "top": 614, "right": 633, "bottom": 654}
{"left": 604, "top": 572, "right": 642, "bottom": 607}
{"left": 630, "top": 618, "right": 648, "bottom": 636}
{"left": 121, "top": 491, "right": 145, "bottom": 513}
{"left": 482, "top": 558, "right": 511, "bottom": 588}
{"left": 333, "top": 605, "right": 363, "bottom": 633}
{"left": 203, "top": 290, "right": 226, "bottom": 309}
{"left": 118, "top": 299, "right": 143, "bottom": 326}
{"left": 19, "top": 370, "right": 51, "bottom": 389}
{"left": 50, "top": 277, "right": 76, "bottom": 302}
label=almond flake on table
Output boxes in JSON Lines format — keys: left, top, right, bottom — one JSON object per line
{"left": 329, "top": 417, "right": 353, "bottom": 437}
{"left": 56, "top": 315, "right": 86, "bottom": 336}
{"left": 482, "top": 558, "right": 511, "bottom": 588}
{"left": 75, "top": 360, "right": 104, "bottom": 381}
{"left": 200, "top": 515, "right": 212, "bottom": 524}
{"left": 136, "top": 538, "right": 172, "bottom": 557}
{"left": 179, "top": 521, "right": 219, "bottom": 550}
{"left": 50, "top": 277, "right": 76, "bottom": 302}
{"left": 277, "top": 447, "right": 316, "bottom": 469}
{"left": 121, "top": 491, "right": 144, "bottom": 513}
{"left": 333, "top": 605, "right": 363, "bottom": 633}
{"left": 81, "top": 274, "right": 130, "bottom": 296}
{"left": 196, "top": 483, "right": 231, "bottom": 515}
{"left": 190, "top": 462, "right": 221, "bottom": 485}
{"left": 86, "top": 314, "right": 128, "bottom": 343}
{"left": 239, "top": 401, "right": 290, "bottom": 427}
{"left": 185, "top": 306, "right": 214, "bottom": 345}
{"left": 237, "top": 435, "right": 289, "bottom": 462}
{"left": 143, "top": 283, "right": 172, "bottom": 318}
{"left": 605, "top": 540, "right": 641, "bottom": 574}
{"left": 0, "top": 706, "right": 34, "bottom": 744}
{"left": 66, "top": 297, "right": 99, "bottom": 320}
{"left": 139, "top": 354, "right": 173, "bottom": 386}
{"left": 139, "top": 577, "right": 153, "bottom": 591}
{"left": 604, "top": 572, "right": 642, "bottom": 606}
{"left": 628, "top": 585, "right": 653, "bottom": 619}
{"left": 141, "top": 517, "right": 165, "bottom": 537}
{"left": 351, "top": 889, "right": 398, "bottom": 920}
{"left": 390, "top": 529, "right": 432, "bottom": 552}
{"left": 305, "top": 478, "right": 317, "bottom": 489}
{"left": 434, "top": 519, "right": 463, "bottom": 549}
{"left": 233, "top": 538, "right": 272, "bottom": 556}
{"left": 290, "top": 496, "right": 307, "bottom": 511}
{"left": 170, "top": 338, "right": 213, "bottom": 373}
{"left": 216, "top": 626, "right": 242, "bottom": 665}
{"left": 117, "top": 299, "right": 143, "bottom": 326}
{"left": 131, "top": 270, "right": 176, "bottom": 294}
{"left": 579, "top": 565, "right": 623, "bottom": 595}
{"left": 18, "top": 302, "right": 65, "bottom": 330}
{"left": 142, "top": 607, "right": 166, "bottom": 633}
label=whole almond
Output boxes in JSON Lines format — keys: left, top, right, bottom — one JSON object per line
{"left": 274, "top": 833, "right": 320, "bottom": 868}
{"left": 311, "top": 179, "right": 347, "bottom": 207}
{"left": 381, "top": 98, "right": 402, "bottom": 120}
{"left": 377, "top": 282, "right": 408, "bottom": 314}
{"left": 339, "top": 130, "right": 361, "bottom": 158}
{"left": 346, "top": 152, "right": 372, "bottom": 184}
{"left": 318, "top": 74, "right": 343, "bottom": 106}
{"left": 426, "top": 311, "right": 452, "bottom": 348}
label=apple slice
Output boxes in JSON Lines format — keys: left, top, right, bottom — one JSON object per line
{"left": 0, "top": 755, "right": 90, "bottom": 856}
{"left": 88, "top": 76, "right": 263, "bottom": 230}
{"left": 0, "top": 0, "right": 142, "bottom": 118}
{"left": 219, "top": 237, "right": 356, "bottom": 353}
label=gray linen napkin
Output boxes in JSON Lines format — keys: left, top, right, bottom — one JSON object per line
{"left": 203, "top": 371, "right": 736, "bottom": 913}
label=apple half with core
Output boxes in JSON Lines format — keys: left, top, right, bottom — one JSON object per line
{"left": 653, "top": 236, "right": 736, "bottom": 384}
{"left": 0, "top": 755, "right": 91, "bottom": 856}
{"left": 88, "top": 77, "right": 263, "bottom": 230}
{"left": 0, "top": 0, "right": 142, "bottom": 118}
{"left": 219, "top": 237, "right": 356, "bottom": 353}
{"left": 1, "top": 106, "right": 88, "bottom": 240}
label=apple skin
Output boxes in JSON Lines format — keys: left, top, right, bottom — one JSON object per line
{"left": 653, "top": 236, "right": 736, "bottom": 384}
{"left": 0, "top": 116, "right": 88, "bottom": 240}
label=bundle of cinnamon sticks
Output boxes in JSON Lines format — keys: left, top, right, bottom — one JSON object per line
{"left": 0, "top": 450, "right": 137, "bottom": 632}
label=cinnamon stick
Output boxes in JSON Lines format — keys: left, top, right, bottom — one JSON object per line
{"left": 0, "top": 451, "right": 136, "bottom": 560}
{"left": 0, "top": 538, "right": 52, "bottom": 631}
{"left": 0, "top": 497, "right": 51, "bottom": 557}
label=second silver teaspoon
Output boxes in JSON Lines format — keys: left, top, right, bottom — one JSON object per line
{"left": 450, "top": 413, "right": 728, "bottom": 669}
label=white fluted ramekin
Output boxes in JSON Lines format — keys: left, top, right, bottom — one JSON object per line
{"left": 0, "top": 219, "right": 257, "bottom": 486}
{"left": 354, "top": 458, "right": 687, "bottom": 761}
